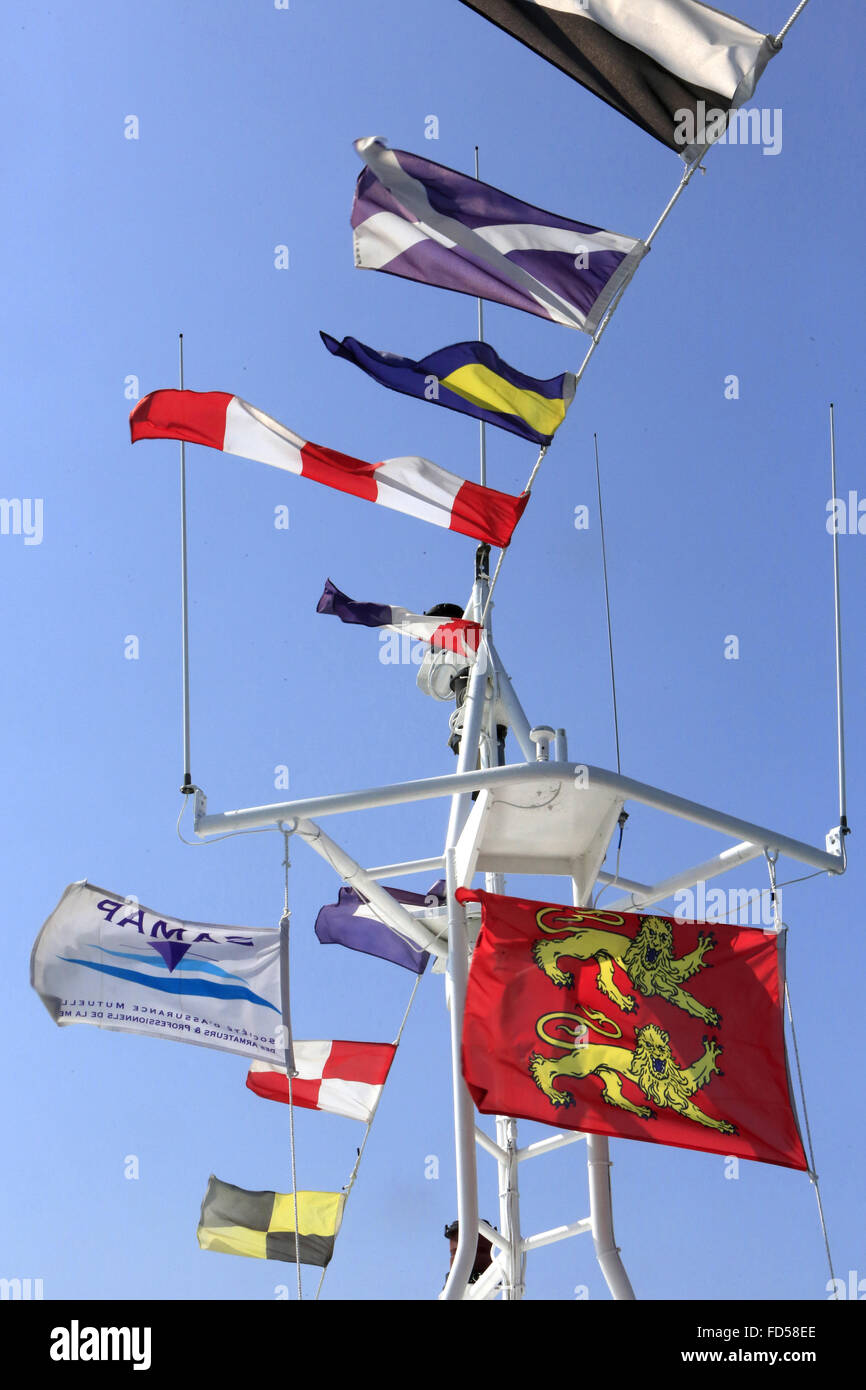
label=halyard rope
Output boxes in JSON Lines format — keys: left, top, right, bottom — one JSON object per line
{"left": 764, "top": 850, "right": 836, "bottom": 1288}
{"left": 775, "top": 0, "right": 811, "bottom": 45}
{"left": 314, "top": 952, "right": 425, "bottom": 1301}
{"left": 280, "top": 829, "right": 303, "bottom": 1300}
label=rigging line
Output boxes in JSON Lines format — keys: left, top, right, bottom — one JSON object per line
{"left": 280, "top": 829, "right": 303, "bottom": 1300}
{"left": 592, "top": 810, "right": 629, "bottom": 910}
{"left": 175, "top": 796, "right": 276, "bottom": 847}
{"left": 763, "top": 852, "right": 835, "bottom": 1283}
{"left": 480, "top": 548, "right": 506, "bottom": 628}
{"left": 522, "top": 443, "right": 549, "bottom": 496}
{"left": 178, "top": 333, "right": 194, "bottom": 796}
{"left": 568, "top": 0, "right": 811, "bottom": 400}
{"left": 493, "top": 788, "right": 562, "bottom": 811}
{"left": 313, "top": 1120, "right": 375, "bottom": 1305}
{"left": 690, "top": 866, "right": 825, "bottom": 926}
{"left": 594, "top": 434, "right": 621, "bottom": 776}
{"left": 784, "top": 977, "right": 836, "bottom": 1285}
{"left": 569, "top": 0, "right": 816, "bottom": 424}
{"left": 571, "top": 153, "right": 705, "bottom": 396}
{"left": 775, "top": 0, "right": 811, "bottom": 45}
{"left": 287, "top": 1068, "right": 302, "bottom": 1301}
{"left": 776, "top": 868, "right": 824, "bottom": 892}
{"left": 479, "top": 443, "right": 548, "bottom": 628}
{"left": 316, "top": 977, "right": 424, "bottom": 1304}
{"left": 342, "top": 1007, "right": 404, "bottom": 1201}
{"left": 393, "top": 970, "right": 425, "bottom": 1048}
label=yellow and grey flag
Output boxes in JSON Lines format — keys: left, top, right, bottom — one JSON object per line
{"left": 197, "top": 1175, "right": 345, "bottom": 1267}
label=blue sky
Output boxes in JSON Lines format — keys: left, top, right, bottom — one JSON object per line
{"left": 2, "top": 0, "right": 864, "bottom": 1302}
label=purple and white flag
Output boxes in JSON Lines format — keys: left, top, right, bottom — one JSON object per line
{"left": 352, "top": 137, "right": 647, "bottom": 335}
{"left": 315, "top": 882, "right": 446, "bottom": 975}
{"left": 317, "top": 578, "right": 482, "bottom": 662}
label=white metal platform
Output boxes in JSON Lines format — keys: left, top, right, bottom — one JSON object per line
{"left": 455, "top": 776, "right": 624, "bottom": 892}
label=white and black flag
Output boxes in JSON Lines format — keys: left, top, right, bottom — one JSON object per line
{"left": 459, "top": 0, "right": 778, "bottom": 159}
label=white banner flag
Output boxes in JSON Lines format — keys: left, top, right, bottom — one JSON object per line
{"left": 31, "top": 881, "right": 285, "bottom": 1064}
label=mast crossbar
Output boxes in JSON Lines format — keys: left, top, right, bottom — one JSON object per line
{"left": 194, "top": 763, "right": 844, "bottom": 877}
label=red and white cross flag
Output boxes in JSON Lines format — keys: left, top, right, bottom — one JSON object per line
{"left": 246, "top": 1040, "right": 396, "bottom": 1124}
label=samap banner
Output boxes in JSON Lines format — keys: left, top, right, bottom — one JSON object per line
{"left": 31, "top": 881, "right": 284, "bottom": 1064}
{"left": 457, "top": 889, "right": 807, "bottom": 1170}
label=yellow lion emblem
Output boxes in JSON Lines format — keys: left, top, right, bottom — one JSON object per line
{"left": 532, "top": 908, "right": 719, "bottom": 1026}
{"left": 529, "top": 1016, "right": 736, "bottom": 1134}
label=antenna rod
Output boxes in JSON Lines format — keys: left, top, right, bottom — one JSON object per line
{"left": 829, "top": 403, "right": 847, "bottom": 834}
{"left": 594, "top": 434, "right": 621, "bottom": 775}
{"left": 178, "top": 334, "right": 194, "bottom": 793}
{"left": 474, "top": 146, "right": 487, "bottom": 491}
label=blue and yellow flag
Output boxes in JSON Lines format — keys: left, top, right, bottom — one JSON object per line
{"left": 321, "top": 333, "right": 575, "bottom": 447}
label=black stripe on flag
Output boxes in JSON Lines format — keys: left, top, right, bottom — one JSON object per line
{"left": 459, "top": 0, "right": 772, "bottom": 156}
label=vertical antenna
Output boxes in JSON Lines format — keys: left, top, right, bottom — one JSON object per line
{"left": 474, "top": 146, "right": 487, "bottom": 491}
{"left": 472, "top": 147, "right": 492, "bottom": 630}
{"left": 594, "top": 434, "right": 621, "bottom": 775}
{"left": 179, "top": 334, "right": 194, "bottom": 793}
{"left": 829, "top": 403, "right": 847, "bottom": 836}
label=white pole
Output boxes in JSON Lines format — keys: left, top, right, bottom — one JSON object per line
{"left": 521, "top": 1218, "right": 592, "bottom": 1252}
{"left": 441, "top": 598, "right": 490, "bottom": 1300}
{"left": 603, "top": 839, "right": 765, "bottom": 913}
{"left": 480, "top": 630, "right": 525, "bottom": 1301}
{"left": 495, "top": 1116, "right": 524, "bottom": 1298}
{"left": 445, "top": 633, "right": 491, "bottom": 848}
{"left": 293, "top": 818, "right": 447, "bottom": 959}
{"left": 194, "top": 762, "right": 844, "bottom": 875}
{"left": 364, "top": 855, "right": 444, "bottom": 879}
{"left": 486, "top": 640, "right": 534, "bottom": 760}
{"left": 439, "top": 844, "right": 479, "bottom": 1300}
{"left": 517, "top": 1131, "right": 585, "bottom": 1162}
{"left": 573, "top": 876, "right": 635, "bottom": 1300}
{"left": 586, "top": 1136, "right": 635, "bottom": 1299}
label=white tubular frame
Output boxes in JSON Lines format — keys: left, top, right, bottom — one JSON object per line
{"left": 572, "top": 875, "right": 635, "bottom": 1300}
{"left": 195, "top": 763, "right": 843, "bottom": 879}
{"left": 603, "top": 840, "right": 766, "bottom": 913}
{"left": 189, "top": 624, "right": 845, "bottom": 1303}
{"left": 440, "top": 626, "right": 492, "bottom": 1300}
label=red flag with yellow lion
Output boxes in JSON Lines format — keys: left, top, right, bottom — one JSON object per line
{"left": 457, "top": 888, "right": 807, "bottom": 1170}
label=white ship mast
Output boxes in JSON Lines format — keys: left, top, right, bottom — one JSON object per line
{"left": 186, "top": 0, "right": 837, "bottom": 1303}
{"left": 190, "top": 566, "right": 844, "bottom": 1298}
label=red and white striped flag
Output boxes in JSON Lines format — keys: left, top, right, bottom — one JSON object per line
{"left": 247, "top": 1040, "right": 396, "bottom": 1123}
{"left": 130, "top": 389, "right": 528, "bottom": 548}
